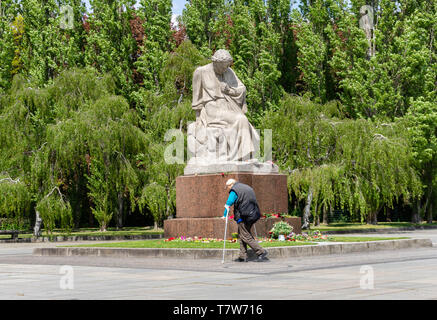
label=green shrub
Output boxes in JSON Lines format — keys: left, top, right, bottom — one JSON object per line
{"left": 269, "top": 221, "right": 293, "bottom": 239}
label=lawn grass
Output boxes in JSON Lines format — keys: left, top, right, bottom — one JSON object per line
{"left": 0, "top": 226, "right": 164, "bottom": 239}
{"left": 328, "top": 236, "right": 410, "bottom": 242}
{"left": 65, "top": 235, "right": 410, "bottom": 249}
{"left": 2, "top": 220, "right": 433, "bottom": 240}
{"left": 310, "top": 221, "right": 437, "bottom": 232}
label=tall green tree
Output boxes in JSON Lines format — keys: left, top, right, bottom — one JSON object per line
{"left": 84, "top": 0, "right": 138, "bottom": 99}
{"left": 328, "top": 0, "right": 436, "bottom": 119}
{"left": 268, "top": 0, "right": 298, "bottom": 93}
{"left": 405, "top": 99, "right": 437, "bottom": 223}
{"left": 182, "top": 0, "right": 225, "bottom": 55}
{"left": 134, "top": 0, "right": 173, "bottom": 90}
{"left": 0, "top": 0, "right": 17, "bottom": 91}
{"left": 294, "top": 10, "right": 327, "bottom": 103}
{"left": 261, "top": 95, "right": 422, "bottom": 226}
{"left": 19, "top": 0, "right": 63, "bottom": 86}
{"left": 0, "top": 68, "right": 149, "bottom": 232}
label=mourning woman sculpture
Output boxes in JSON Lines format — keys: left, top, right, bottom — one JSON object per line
{"left": 187, "top": 49, "right": 260, "bottom": 168}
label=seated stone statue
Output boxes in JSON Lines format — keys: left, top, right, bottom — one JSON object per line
{"left": 186, "top": 49, "right": 277, "bottom": 175}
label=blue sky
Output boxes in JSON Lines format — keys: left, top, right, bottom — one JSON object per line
{"left": 83, "top": 0, "right": 187, "bottom": 15}
{"left": 173, "top": 0, "right": 187, "bottom": 15}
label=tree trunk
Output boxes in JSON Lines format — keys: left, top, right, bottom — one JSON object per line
{"left": 116, "top": 193, "right": 123, "bottom": 230}
{"left": 313, "top": 202, "right": 319, "bottom": 226}
{"left": 88, "top": 205, "right": 94, "bottom": 227}
{"left": 33, "top": 211, "right": 42, "bottom": 237}
{"left": 100, "top": 223, "right": 107, "bottom": 232}
{"left": 165, "top": 186, "right": 172, "bottom": 219}
{"left": 322, "top": 205, "right": 328, "bottom": 225}
{"left": 367, "top": 209, "right": 378, "bottom": 225}
{"left": 412, "top": 199, "right": 422, "bottom": 224}
{"left": 417, "top": 171, "right": 433, "bottom": 224}
{"left": 314, "top": 215, "right": 320, "bottom": 227}
{"left": 386, "top": 207, "right": 391, "bottom": 222}
{"left": 427, "top": 202, "right": 433, "bottom": 224}
{"left": 302, "top": 188, "right": 313, "bottom": 230}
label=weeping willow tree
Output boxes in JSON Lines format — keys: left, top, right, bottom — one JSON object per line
{"left": 131, "top": 40, "right": 204, "bottom": 228}
{"left": 0, "top": 175, "right": 32, "bottom": 229}
{"left": 134, "top": 90, "right": 193, "bottom": 228}
{"left": 0, "top": 68, "right": 149, "bottom": 233}
{"left": 0, "top": 72, "right": 47, "bottom": 231}
{"left": 262, "top": 95, "right": 422, "bottom": 227}
{"left": 0, "top": 41, "right": 206, "bottom": 233}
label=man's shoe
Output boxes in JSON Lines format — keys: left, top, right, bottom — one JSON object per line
{"left": 234, "top": 257, "right": 248, "bottom": 262}
{"left": 255, "top": 251, "right": 269, "bottom": 262}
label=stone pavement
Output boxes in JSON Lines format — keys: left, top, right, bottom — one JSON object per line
{"left": 1, "top": 229, "right": 437, "bottom": 300}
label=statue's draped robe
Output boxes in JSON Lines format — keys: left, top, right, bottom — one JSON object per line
{"left": 191, "top": 63, "right": 259, "bottom": 161}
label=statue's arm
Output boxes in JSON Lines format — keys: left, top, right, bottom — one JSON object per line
{"left": 225, "top": 69, "right": 247, "bottom": 112}
{"left": 192, "top": 68, "right": 204, "bottom": 111}
{"left": 226, "top": 69, "right": 246, "bottom": 97}
{"left": 231, "top": 80, "right": 246, "bottom": 97}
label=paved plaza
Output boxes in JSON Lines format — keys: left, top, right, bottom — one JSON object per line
{"left": 1, "top": 230, "right": 437, "bottom": 300}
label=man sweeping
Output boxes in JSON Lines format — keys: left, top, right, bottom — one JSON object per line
{"left": 222, "top": 179, "right": 269, "bottom": 262}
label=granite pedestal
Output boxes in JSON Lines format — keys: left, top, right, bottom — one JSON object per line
{"left": 164, "top": 216, "right": 301, "bottom": 239}
{"left": 164, "top": 172, "right": 301, "bottom": 238}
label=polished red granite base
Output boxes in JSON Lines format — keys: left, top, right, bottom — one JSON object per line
{"left": 164, "top": 217, "right": 302, "bottom": 239}
{"left": 175, "top": 172, "right": 288, "bottom": 218}
{"left": 164, "top": 172, "right": 300, "bottom": 239}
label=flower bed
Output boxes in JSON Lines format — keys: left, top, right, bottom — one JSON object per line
{"left": 165, "top": 236, "right": 238, "bottom": 243}
{"left": 285, "top": 230, "right": 330, "bottom": 242}
{"left": 267, "top": 229, "right": 331, "bottom": 242}
{"left": 261, "top": 212, "right": 294, "bottom": 219}
{"left": 164, "top": 231, "right": 330, "bottom": 244}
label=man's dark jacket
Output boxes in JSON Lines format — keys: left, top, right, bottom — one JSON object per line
{"left": 230, "top": 182, "right": 261, "bottom": 224}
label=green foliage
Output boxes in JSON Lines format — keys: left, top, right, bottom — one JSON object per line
{"left": 0, "top": 68, "right": 148, "bottom": 232}
{"left": 133, "top": 90, "right": 193, "bottom": 226}
{"left": 294, "top": 10, "right": 327, "bottom": 103}
{"left": 0, "top": 177, "right": 32, "bottom": 222}
{"left": 0, "top": 217, "right": 31, "bottom": 231}
{"left": 35, "top": 187, "right": 73, "bottom": 234}
{"left": 270, "top": 221, "right": 293, "bottom": 238}
{"left": 0, "top": 0, "right": 17, "bottom": 91}
{"left": 11, "top": 14, "right": 25, "bottom": 75}
{"left": 138, "top": 183, "right": 167, "bottom": 229}
{"left": 86, "top": 158, "right": 113, "bottom": 232}
{"left": 182, "top": 0, "right": 225, "bottom": 53}
{"left": 0, "top": 0, "right": 435, "bottom": 228}
{"left": 159, "top": 40, "right": 209, "bottom": 98}
{"left": 181, "top": 0, "right": 284, "bottom": 118}
{"left": 134, "top": 0, "right": 173, "bottom": 90}
{"left": 404, "top": 98, "right": 437, "bottom": 220}
{"left": 84, "top": 0, "right": 138, "bottom": 98}
{"left": 44, "top": 70, "right": 146, "bottom": 229}
{"left": 262, "top": 95, "right": 422, "bottom": 223}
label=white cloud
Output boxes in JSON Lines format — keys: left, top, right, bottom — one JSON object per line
{"left": 171, "top": 14, "right": 180, "bottom": 27}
